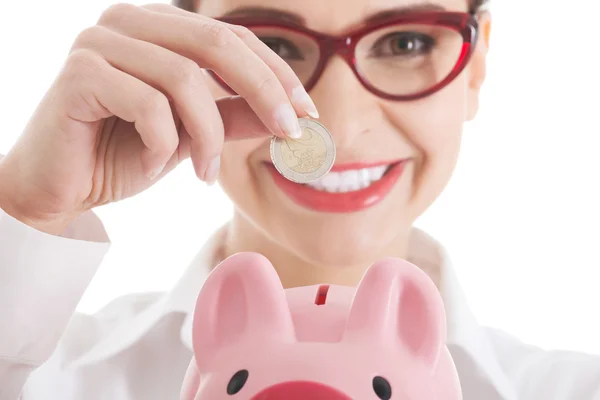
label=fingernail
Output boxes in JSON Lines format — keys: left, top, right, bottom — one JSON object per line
{"left": 148, "top": 163, "right": 166, "bottom": 180}
{"left": 291, "top": 86, "right": 319, "bottom": 119}
{"left": 204, "top": 155, "right": 220, "bottom": 185}
{"left": 274, "top": 103, "right": 302, "bottom": 138}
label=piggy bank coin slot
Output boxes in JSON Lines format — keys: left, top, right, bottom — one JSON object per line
{"left": 314, "top": 285, "right": 330, "bottom": 306}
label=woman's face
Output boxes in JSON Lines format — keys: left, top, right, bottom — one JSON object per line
{"left": 199, "top": 0, "right": 490, "bottom": 267}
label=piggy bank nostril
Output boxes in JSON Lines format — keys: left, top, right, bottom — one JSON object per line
{"left": 250, "top": 381, "right": 352, "bottom": 400}
{"left": 372, "top": 376, "right": 392, "bottom": 400}
{"left": 227, "top": 370, "right": 249, "bottom": 395}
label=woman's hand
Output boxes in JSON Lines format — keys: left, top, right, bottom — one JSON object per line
{"left": 0, "top": 3, "right": 316, "bottom": 235}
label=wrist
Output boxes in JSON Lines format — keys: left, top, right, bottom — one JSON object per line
{"left": 0, "top": 192, "right": 77, "bottom": 236}
{"left": 0, "top": 164, "right": 79, "bottom": 236}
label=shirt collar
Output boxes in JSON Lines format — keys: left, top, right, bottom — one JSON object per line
{"left": 72, "top": 224, "right": 516, "bottom": 399}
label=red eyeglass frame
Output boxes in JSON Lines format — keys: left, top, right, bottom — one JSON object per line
{"left": 211, "top": 11, "right": 480, "bottom": 101}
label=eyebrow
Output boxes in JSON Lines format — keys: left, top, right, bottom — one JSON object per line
{"left": 364, "top": 2, "right": 448, "bottom": 25}
{"left": 220, "top": 2, "right": 448, "bottom": 27}
{"left": 220, "top": 6, "right": 306, "bottom": 25}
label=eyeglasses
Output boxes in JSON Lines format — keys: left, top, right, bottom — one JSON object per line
{"left": 212, "top": 11, "right": 480, "bottom": 101}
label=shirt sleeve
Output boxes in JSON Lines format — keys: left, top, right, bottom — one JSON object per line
{"left": 518, "top": 349, "right": 600, "bottom": 399}
{"left": 0, "top": 207, "right": 111, "bottom": 399}
{"left": 489, "top": 327, "right": 600, "bottom": 399}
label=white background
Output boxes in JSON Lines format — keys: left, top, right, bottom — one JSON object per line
{"left": 1, "top": 0, "right": 599, "bottom": 357}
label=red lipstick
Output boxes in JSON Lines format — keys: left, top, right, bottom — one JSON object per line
{"left": 267, "top": 160, "right": 407, "bottom": 213}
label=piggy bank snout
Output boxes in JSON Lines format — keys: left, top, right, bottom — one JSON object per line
{"left": 250, "top": 381, "right": 353, "bottom": 400}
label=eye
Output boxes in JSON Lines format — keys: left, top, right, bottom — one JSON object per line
{"left": 259, "top": 37, "right": 304, "bottom": 60}
{"left": 227, "top": 370, "right": 249, "bottom": 395}
{"left": 371, "top": 32, "right": 434, "bottom": 58}
{"left": 372, "top": 376, "right": 392, "bottom": 400}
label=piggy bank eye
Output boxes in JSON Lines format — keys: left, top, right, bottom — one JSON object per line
{"left": 227, "top": 370, "right": 249, "bottom": 395}
{"left": 372, "top": 376, "right": 392, "bottom": 400}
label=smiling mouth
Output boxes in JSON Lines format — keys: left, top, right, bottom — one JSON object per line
{"left": 302, "top": 164, "right": 394, "bottom": 193}
{"left": 266, "top": 159, "right": 409, "bottom": 213}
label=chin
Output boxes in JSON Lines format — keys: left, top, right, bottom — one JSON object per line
{"left": 265, "top": 187, "right": 413, "bottom": 269}
{"left": 221, "top": 157, "right": 416, "bottom": 268}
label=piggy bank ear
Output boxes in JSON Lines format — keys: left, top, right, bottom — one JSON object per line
{"left": 180, "top": 357, "right": 200, "bottom": 400}
{"left": 192, "top": 252, "right": 295, "bottom": 370}
{"left": 343, "top": 258, "right": 446, "bottom": 369}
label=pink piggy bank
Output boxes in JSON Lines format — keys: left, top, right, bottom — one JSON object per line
{"left": 180, "top": 252, "right": 462, "bottom": 400}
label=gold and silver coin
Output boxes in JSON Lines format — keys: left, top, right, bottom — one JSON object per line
{"left": 270, "top": 118, "right": 336, "bottom": 183}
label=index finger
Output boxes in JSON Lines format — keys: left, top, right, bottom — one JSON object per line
{"left": 98, "top": 4, "right": 306, "bottom": 139}
{"left": 142, "top": 4, "right": 319, "bottom": 120}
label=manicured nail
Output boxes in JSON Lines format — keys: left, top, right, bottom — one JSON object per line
{"left": 148, "top": 163, "right": 166, "bottom": 180}
{"left": 274, "top": 103, "right": 302, "bottom": 138}
{"left": 204, "top": 155, "right": 220, "bottom": 185}
{"left": 291, "top": 86, "right": 319, "bottom": 119}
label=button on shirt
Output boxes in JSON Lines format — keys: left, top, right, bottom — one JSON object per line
{"left": 1, "top": 207, "right": 600, "bottom": 400}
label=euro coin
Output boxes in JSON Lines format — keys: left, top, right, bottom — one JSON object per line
{"left": 270, "top": 118, "right": 336, "bottom": 183}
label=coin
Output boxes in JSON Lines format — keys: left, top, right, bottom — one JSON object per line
{"left": 270, "top": 118, "right": 336, "bottom": 183}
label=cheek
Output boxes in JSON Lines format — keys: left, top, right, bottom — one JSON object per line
{"left": 420, "top": 97, "right": 464, "bottom": 166}
{"left": 220, "top": 139, "right": 258, "bottom": 176}
{"left": 383, "top": 76, "right": 468, "bottom": 216}
{"left": 387, "top": 76, "right": 467, "bottom": 165}
{"left": 219, "top": 140, "right": 261, "bottom": 207}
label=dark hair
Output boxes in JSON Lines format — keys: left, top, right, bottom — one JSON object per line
{"left": 470, "top": 0, "right": 490, "bottom": 12}
{"left": 173, "top": 0, "right": 490, "bottom": 13}
{"left": 173, "top": 0, "right": 194, "bottom": 12}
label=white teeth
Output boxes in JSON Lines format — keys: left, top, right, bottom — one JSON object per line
{"left": 369, "top": 166, "right": 387, "bottom": 180}
{"left": 306, "top": 165, "right": 389, "bottom": 193}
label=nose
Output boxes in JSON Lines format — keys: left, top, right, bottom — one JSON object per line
{"left": 250, "top": 381, "right": 352, "bottom": 400}
{"left": 309, "top": 57, "right": 380, "bottom": 150}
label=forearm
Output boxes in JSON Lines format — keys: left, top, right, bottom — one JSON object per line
{"left": 0, "top": 206, "right": 110, "bottom": 398}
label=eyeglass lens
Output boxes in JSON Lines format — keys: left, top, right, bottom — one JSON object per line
{"left": 250, "top": 24, "right": 464, "bottom": 96}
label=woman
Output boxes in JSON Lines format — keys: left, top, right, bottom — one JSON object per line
{"left": 0, "top": 0, "right": 598, "bottom": 398}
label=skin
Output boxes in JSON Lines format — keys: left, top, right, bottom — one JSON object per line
{"left": 202, "top": 0, "right": 492, "bottom": 288}
{"left": 0, "top": 0, "right": 490, "bottom": 292}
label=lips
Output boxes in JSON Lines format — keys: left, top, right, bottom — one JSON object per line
{"left": 267, "top": 160, "right": 408, "bottom": 213}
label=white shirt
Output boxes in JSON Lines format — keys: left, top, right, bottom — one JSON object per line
{"left": 1, "top": 207, "right": 600, "bottom": 400}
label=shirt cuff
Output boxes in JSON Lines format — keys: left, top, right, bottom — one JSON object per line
{"left": 0, "top": 206, "right": 111, "bottom": 364}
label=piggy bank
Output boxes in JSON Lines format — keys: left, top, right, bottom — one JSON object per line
{"left": 180, "top": 252, "right": 461, "bottom": 399}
